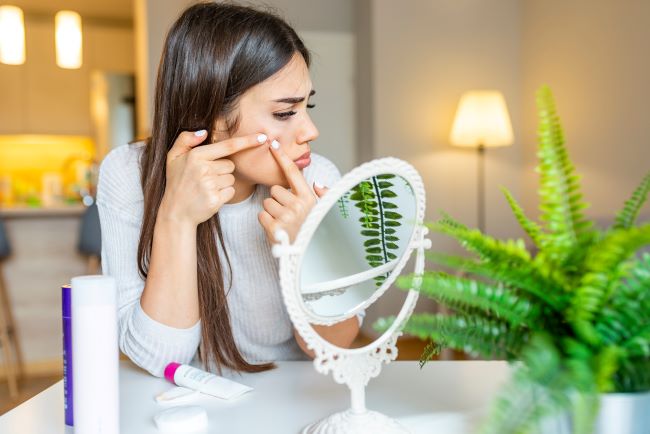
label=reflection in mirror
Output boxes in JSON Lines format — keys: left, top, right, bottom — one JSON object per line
{"left": 300, "top": 174, "right": 417, "bottom": 319}
{"left": 308, "top": 283, "right": 410, "bottom": 349}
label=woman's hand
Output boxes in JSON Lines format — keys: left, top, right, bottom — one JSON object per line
{"left": 258, "top": 141, "right": 328, "bottom": 243}
{"left": 159, "top": 130, "right": 266, "bottom": 226}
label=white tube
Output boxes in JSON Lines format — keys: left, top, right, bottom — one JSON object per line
{"left": 71, "top": 275, "right": 119, "bottom": 434}
{"left": 164, "top": 362, "right": 252, "bottom": 400}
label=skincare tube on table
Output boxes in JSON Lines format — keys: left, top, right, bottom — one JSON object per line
{"left": 71, "top": 275, "right": 120, "bottom": 434}
{"left": 164, "top": 362, "right": 253, "bottom": 400}
{"left": 62, "top": 284, "right": 73, "bottom": 426}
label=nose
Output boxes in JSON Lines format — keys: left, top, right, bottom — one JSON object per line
{"left": 296, "top": 113, "right": 319, "bottom": 146}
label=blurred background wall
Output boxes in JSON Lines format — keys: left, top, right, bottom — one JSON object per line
{"left": 520, "top": 0, "right": 650, "bottom": 222}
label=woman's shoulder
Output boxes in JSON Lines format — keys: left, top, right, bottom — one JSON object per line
{"left": 303, "top": 152, "right": 342, "bottom": 188}
{"left": 96, "top": 142, "right": 145, "bottom": 213}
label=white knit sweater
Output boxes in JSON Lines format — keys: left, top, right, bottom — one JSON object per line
{"left": 97, "top": 142, "right": 341, "bottom": 377}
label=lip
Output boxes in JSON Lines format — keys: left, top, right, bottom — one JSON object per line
{"left": 293, "top": 151, "right": 311, "bottom": 169}
{"left": 294, "top": 151, "right": 311, "bottom": 161}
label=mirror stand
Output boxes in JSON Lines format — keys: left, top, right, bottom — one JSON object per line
{"left": 274, "top": 223, "right": 431, "bottom": 434}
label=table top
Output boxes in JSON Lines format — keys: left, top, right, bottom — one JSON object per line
{"left": 0, "top": 360, "right": 510, "bottom": 434}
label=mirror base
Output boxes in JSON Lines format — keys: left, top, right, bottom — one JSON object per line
{"left": 302, "top": 409, "right": 409, "bottom": 434}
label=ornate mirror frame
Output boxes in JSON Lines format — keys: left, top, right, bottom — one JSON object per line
{"left": 273, "top": 158, "right": 431, "bottom": 433}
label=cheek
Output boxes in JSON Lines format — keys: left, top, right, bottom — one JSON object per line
{"left": 230, "top": 146, "right": 287, "bottom": 186}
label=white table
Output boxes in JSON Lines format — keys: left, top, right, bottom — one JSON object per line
{"left": 0, "top": 360, "right": 510, "bottom": 433}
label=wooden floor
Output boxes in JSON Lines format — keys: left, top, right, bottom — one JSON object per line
{"left": 0, "top": 373, "right": 61, "bottom": 415}
{"left": 0, "top": 336, "right": 459, "bottom": 415}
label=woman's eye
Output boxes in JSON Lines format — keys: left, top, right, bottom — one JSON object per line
{"left": 307, "top": 103, "right": 315, "bottom": 109}
{"left": 274, "top": 110, "right": 297, "bottom": 120}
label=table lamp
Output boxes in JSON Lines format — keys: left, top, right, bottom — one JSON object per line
{"left": 449, "top": 90, "right": 513, "bottom": 233}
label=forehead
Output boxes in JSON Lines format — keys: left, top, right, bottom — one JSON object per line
{"left": 250, "top": 53, "right": 312, "bottom": 101}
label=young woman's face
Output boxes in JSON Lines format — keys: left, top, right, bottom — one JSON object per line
{"left": 214, "top": 52, "right": 319, "bottom": 188}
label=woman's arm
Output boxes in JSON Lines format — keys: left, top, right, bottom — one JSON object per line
{"left": 139, "top": 215, "right": 200, "bottom": 327}
{"left": 293, "top": 317, "right": 360, "bottom": 358}
{"left": 97, "top": 145, "right": 202, "bottom": 377}
{"left": 140, "top": 131, "right": 266, "bottom": 327}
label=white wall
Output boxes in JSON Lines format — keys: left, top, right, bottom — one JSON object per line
{"left": 369, "top": 0, "right": 523, "bottom": 240}
{"left": 300, "top": 31, "right": 356, "bottom": 173}
{"left": 360, "top": 0, "right": 524, "bottom": 334}
{"left": 520, "top": 0, "right": 650, "bottom": 222}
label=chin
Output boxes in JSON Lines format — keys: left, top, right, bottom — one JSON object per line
{"left": 249, "top": 173, "right": 290, "bottom": 189}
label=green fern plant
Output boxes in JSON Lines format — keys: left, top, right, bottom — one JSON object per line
{"left": 345, "top": 175, "right": 403, "bottom": 287}
{"left": 375, "top": 85, "right": 650, "bottom": 434}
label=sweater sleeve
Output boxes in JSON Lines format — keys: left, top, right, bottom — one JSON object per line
{"left": 97, "top": 145, "right": 201, "bottom": 377}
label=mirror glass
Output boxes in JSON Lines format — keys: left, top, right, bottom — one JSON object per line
{"left": 299, "top": 173, "right": 418, "bottom": 319}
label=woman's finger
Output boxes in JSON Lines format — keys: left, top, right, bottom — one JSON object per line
{"left": 269, "top": 185, "right": 295, "bottom": 207}
{"left": 262, "top": 197, "right": 285, "bottom": 219}
{"left": 258, "top": 210, "right": 277, "bottom": 239}
{"left": 313, "top": 181, "right": 328, "bottom": 198}
{"left": 269, "top": 140, "right": 311, "bottom": 197}
{"left": 167, "top": 129, "right": 209, "bottom": 161}
{"left": 208, "top": 173, "right": 235, "bottom": 190}
{"left": 209, "top": 159, "right": 235, "bottom": 175}
{"left": 193, "top": 132, "right": 267, "bottom": 161}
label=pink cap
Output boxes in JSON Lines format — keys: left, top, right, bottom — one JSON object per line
{"left": 164, "top": 362, "right": 181, "bottom": 384}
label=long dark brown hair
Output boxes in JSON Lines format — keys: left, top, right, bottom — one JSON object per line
{"left": 137, "top": 2, "right": 310, "bottom": 373}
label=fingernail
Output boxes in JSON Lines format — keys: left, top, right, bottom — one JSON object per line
{"left": 194, "top": 129, "right": 207, "bottom": 137}
{"left": 314, "top": 180, "right": 325, "bottom": 189}
{"left": 257, "top": 133, "right": 267, "bottom": 144}
{"left": 271, "top": 140, "right": 280, "bottom": 149}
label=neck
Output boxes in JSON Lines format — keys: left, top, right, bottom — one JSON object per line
{"left": 228, "top": 177, "right": 256, "bottom": 203}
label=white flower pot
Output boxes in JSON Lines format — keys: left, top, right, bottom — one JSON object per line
{"left": 595, "top": 391, "right": 650, "bottom": 434}
{"left": 537, "top": 390, "right": 650, "bottom": 434}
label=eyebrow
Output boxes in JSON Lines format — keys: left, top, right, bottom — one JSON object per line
{"left": 273, "top": 89, "right": 315, "bottom": 104}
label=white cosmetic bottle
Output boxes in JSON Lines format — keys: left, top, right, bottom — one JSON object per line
{"left": 71, "top": 275, "right": 120, "bottom": 434}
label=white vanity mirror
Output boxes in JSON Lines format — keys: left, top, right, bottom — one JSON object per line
{"left": 273, "top": 157, "right": 431, "bottom": 433}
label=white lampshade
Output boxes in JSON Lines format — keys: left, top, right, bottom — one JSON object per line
{"left": 55, "top": 10, "right": 82, "bottom": 69}
{"left": 450, "top": 90, "right": 514, "bottom": 148}
{"left": 0, "top": 5, "right": 26, "bottom": 65}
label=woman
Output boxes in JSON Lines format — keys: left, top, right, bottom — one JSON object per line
{"left": 97, "top": 2, "right": 360, "bottom": 377}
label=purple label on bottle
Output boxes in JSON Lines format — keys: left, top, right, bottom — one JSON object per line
{"left": 62, "top": 284, "right": 73, "bottom": 426}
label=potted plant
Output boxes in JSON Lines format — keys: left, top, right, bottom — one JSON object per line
{"left": 375, "top": 85, "right": 650, "bottom": 434}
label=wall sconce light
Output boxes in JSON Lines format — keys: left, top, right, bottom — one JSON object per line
{"left": 0, "top": 5, "right": 26, "bottom": 65}
{"left": 55, "top": 10, "right": 82, "bottom": 69}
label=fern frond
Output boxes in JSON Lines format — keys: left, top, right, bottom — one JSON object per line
{"left": 593, "top": 253, "right": 650, "bottom": 345}
{"left": 594, "top": 306, "right": 644, "bottom": 345}
{"left": 616, "top": 252, "right": 650, "bottom": 303}
{"left": 431, "top": 214, "right": 539, "bottom": 268}
{"left": 570, "top": 224, "right": 650, "bottom": 330}
{"left": 501, "top": 187, "right": 544, "bottom": 248}
{"left": 614, "top": 171, "right": 650, "bottom": 229}
{"left": 614, "top": 358, "right": 650, "bottom": 392}
{"left": 397, "top": 272, "right": 540, "bottom": 327}
{"left": 535, "top": 85, "right": 594, "bottom": 264}
{"left": 479, "top": 335, "right": 577, "bottom": 434}
{"left": 393, "top": 312, "right": 528, "bottom": 359}
{"left": 592, "top": 346, "right": 621, "bottom": 393}
{"left": 622, "top": 324, "right": 650, "bottom": 358}
{"left": 426, "top": 252, "right": 567, "bottom": 309}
